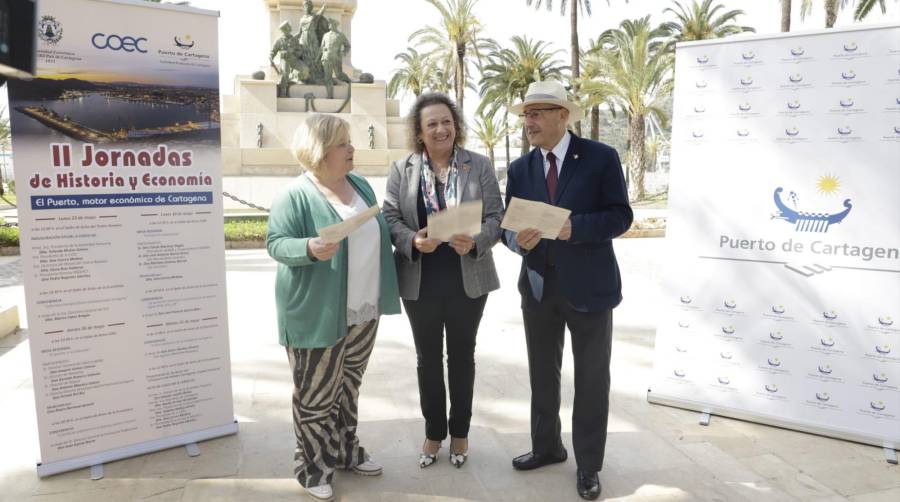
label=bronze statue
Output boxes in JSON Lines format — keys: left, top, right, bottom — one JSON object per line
{"left": 320, "top": 18, "right": 351, "bottom": 99}
{"left": 269, "top": 21, "right": 307, "bottom": 97}
{"left": 297, "top": 0, "right": 329, "bottom": 84}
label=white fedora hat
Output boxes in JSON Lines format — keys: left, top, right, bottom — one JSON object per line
{"left": 509, "top": 80, "right": 583, "bottom": 124}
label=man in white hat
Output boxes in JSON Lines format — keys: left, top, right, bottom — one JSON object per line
{"left": 501, "top": 80, "right": 632, "bottom": 500}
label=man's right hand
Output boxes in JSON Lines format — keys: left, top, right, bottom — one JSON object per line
{"left": 308, "top": 237, "right": 339, "bottom": 261}
{"left": 414, "top": 227, "right": 441, "bottom": 254}
{"left": 516, "top": 228, "right": 542, "bottom": 251}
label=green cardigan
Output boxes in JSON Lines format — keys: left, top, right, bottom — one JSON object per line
{"left": 266, "top": 172, "right": 401, "bottom": 348}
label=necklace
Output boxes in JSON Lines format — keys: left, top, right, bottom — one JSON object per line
{"left": 436, "top": 168, "right": 449, "bottom": 184}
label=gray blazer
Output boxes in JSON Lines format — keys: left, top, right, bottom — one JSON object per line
{"left": 383, "top": 149, "right": 503, "bottom": 300}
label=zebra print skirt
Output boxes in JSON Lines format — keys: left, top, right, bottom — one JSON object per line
{"left": 286, "top": 318, "right": 378, "bottom": 488}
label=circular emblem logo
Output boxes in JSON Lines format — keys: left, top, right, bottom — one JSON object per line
{"left": 38, "top": 15, "right": 63, "bottom": 45}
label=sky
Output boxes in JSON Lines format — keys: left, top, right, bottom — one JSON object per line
{"left": 3, "top": 0, "right": 899, "bottom": 121}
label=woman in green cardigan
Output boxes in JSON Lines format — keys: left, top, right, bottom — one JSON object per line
{"left": 267, "top": 114, "right": 400, "bottom": 502}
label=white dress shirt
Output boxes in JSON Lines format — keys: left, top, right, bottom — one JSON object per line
{"left": 539, "top": 131, "right": 571, "bottom": 179}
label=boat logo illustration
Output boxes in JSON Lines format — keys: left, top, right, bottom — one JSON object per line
{"left": 737, "top": 129, "right": 750, "bottom": 137}
{"left": 765, "top": 384, "right": 779, "bottom": 393}
{"left": 740, "top": 76, "right": 753, "bottom": 86}
{"left": 837, "top": 126, "right": 852, "bottom": 135}
{"left": 772, "top": 187, "right": 852, "bottom": 233}
{"left": 767, "top": 357, "right": 782, "bottom": 367}
{"left": 875, "top": 344, "right": 891, "bottom": 355}
{"left": 823, "top": 310, "right": 838, "bottom": 320}
{"left": 739, "top": 102, "right": 752, "bottom": 111}
{"left": 741, "top": 50, "right": 755, "bottom": 60}
{"left": 678, "top": 320, "right": 690, "bottom": 328}
{"left": 815, "top": 392, "right": 830, "bottom": 401}
{"left": 843, "top": 42, "right": 858, "bottom": 52}
{"left": 722, "top": 325, "right": 736, "bottom": 335}
{"left": 894, "top": 125, "right": 900, "bottom": 135}
{"left": 720, "top": 351, "right": 733, "bottom": 360}
{"left": 785, "top": 127, "right": 800, "bottom": 136}
{"left": 871, "top": 400, "right": 886, "bottom": 411}
{"left": 878, "top": 316, "right": 894, "bottom": 326}
{"left": 839, "top": 97, "right": 854, "bottom": 107}
{"left": 679, "top": 295, "right": 693, "bottom": 304}
{"left": 790, "top": 46, "right": 805, "bottom": 56}
{"left": 769, "top": 331, "right": 784, "bottom": 341}
{"left": 673, "top": 369, "right": 686, "bottom": 377}
{"left": 841, "top": 70, "right": 856, "bottom": 80}
{"left": 789, "top": 73, "right": 803, "bottom": 83}
{"left": 787, "top": 100, "right": 801, "bottom": 110}
{"left": 873, "top": 372, "right": 888, "bottom": 383}
{"left": 692, "top": 130, "right": 704, "bottom": 138}
{"left": 696, "top": 55, "right": 709, "bottom": 64}
{"left": 771, "top": 305, "right": 785, "bottom": 314}
{"left": 174, "top": 34, "right": 195, "bottom": 49}
{"left": 717, "top": 376, "right": 731, "bottom": 385}
{"left": 693, "top": 105, "right": 706, "bottom": 113}
{"left": 675, "top": 345, "right": 688, "bottom": 353}
{"left": 818, "top": 364, "right": 832, "bottom": 374}
{"left": 724, "top": 299, "right": 737, "bottom": 309}
{"left": 696, "top": 80, "right": 708, "bottom": 88}
{"left": 820, "top": 336, "right": 835, "bottom": 347}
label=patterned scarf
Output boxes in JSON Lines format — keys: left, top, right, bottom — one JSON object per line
{"left": 419, "top": 147, "right": 459, "bottom": 215}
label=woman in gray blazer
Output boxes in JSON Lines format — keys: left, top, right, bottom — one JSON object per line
{"left": 383, "top": 93, "right": 503, "bottom": 469}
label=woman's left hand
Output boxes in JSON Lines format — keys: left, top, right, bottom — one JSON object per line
{"left": 449, "top": 234, "right": 475, "bottom": 256}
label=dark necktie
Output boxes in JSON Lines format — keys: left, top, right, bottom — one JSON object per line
{"left": 546, "top": 152, "right": 558, "bottom": 204}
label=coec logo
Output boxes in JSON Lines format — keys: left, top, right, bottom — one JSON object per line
{"left": 92, "top": 33, "right": 148, "bottom": 52}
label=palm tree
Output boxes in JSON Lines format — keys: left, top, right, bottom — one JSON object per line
{"left": 411, "top": 0, "right": 492, "bottom": 114}
{"left": 387, "top": 48, "right": 436, "bottom": 99}
{"left": 854, "top": 0, "right": 895, "bottom": 20}
{"left": 471, "top": 113, "right": 509, "bottom": 169}
{"left": 478, "top": 35, "right": 566, "bottom": 156}
{"left": 781, "top": 0, "right": 792, "bottom": 31}
{"left": 800, "top": 0, "right": 849, "bottom": 28}
{"left": 585, "top": 17, "right": 673, "bottom": 201}
{"left": 525, "top": 0, "right": 615, "bottom": 137}
{"left": 580, "top": 39, "right": 613, "bottom": 141}
{"left": 661, "top": 0, "right": 755, "bottom": 43}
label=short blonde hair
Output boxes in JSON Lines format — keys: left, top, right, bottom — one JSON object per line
{"left": 292, "top": 114, "right": 351, "bottom": 173}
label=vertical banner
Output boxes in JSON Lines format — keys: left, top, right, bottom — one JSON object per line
{"left": 650, "top": 25, "right": 900, "bottom": 448}
{"left": 8, "top": 0, "right": 237, "bottom": 476}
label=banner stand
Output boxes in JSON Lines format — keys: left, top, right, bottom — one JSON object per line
{"left": 37, "top": 420, "right": 238, "bottom": 478}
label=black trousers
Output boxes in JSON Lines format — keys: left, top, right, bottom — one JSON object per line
{"left": 403, "top": 293, "right": 488, "bottom": 441}
{"left": 522, "top": 267, "right": 613, "bottom": 472}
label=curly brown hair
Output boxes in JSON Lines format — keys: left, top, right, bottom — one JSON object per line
{"left": 407, "top": 92, "right": 466, "bottom": 153}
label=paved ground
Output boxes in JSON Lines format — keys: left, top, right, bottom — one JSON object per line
{"left": 0, "top": 239, "right": 898, "bottom": 501}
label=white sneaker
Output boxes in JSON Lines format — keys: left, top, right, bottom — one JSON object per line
{"left": 306, "top": 483, "right": 334, "bottom": 501}
{"left": 352, "top": 455, "right": 383, "bottom": 476}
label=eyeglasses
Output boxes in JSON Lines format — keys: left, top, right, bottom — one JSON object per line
{"left": 518, "top": 107, "right": 562, "bottom": 120}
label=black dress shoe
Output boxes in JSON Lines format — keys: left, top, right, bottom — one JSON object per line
{"left": 511, "top": 449, "right": 567, "bottom": 470}
{"left": 576, "top": 469, "right": 601, "bottom": 500}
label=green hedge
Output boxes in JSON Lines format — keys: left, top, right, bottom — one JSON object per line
{"left": 0, "top": 225, "right": 18, "bottom": 247}
{"left": 224, "top": 218, "right": 268, "bottom": 242}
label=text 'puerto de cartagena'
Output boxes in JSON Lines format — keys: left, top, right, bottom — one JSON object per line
{"left": 720, "top": 235, "right": 899, "bottom": 263}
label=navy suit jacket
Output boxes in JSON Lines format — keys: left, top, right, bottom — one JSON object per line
{"left": 502, "top": 132, "right": 633, "bottom": 312}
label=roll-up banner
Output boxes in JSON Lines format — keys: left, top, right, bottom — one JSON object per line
{"left": 650, "top": 24, "right": 900, "bottom": 449}
{"left": 7, "top": 0, "right": 237, "bottom": 477}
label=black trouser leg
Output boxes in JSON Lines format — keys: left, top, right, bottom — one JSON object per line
{"left": 444, "top": 294, "right": 487, "bottom": 439}
{"left": 403, "top": 297, "right": 448, "bottom": 441}
{"left": 566, "top": 306, "right": 613, "bottom": 472}
{"left": 522, "top": 271, "right": 566, "bottom": 455}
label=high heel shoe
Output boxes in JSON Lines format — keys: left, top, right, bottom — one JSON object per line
{"left": 449, "top": 437, "right": 468, "bottom": 468}
{"left": 419, "top": 440, "right": 441, "bottom": 468}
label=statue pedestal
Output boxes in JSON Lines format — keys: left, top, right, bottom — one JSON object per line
{"left": 220, "top": 77, "right": 408, "bottom": 176}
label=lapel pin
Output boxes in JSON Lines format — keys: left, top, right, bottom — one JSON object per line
{"left": 573, "top": 154, "right": 579, "bottom": 160}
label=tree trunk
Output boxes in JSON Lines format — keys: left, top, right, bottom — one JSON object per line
{"left": 570, "top": 3, "right": 581, "bottom": 136}
{"left": 456, "top": 44, "right": 466, "bottom": 113}
{"left": 590, "top": 104, "right": 599, "bottom": 141}
{"left": 504, "top": 114, "right": 511, "bottom": 169}
{"left": 781, "top": 0, "right": 791, "bottom": 32}
{"left": 627, "top": 113, "right": 646, "bottom": 201}
{"left": 825, "top": 0, "right": 837, "bottom": 28}
{"left": 520, "top": 128, "right": 530, "bottom": 157}
{"left": 486, "top": 143, "right": 495, "bottom": 169}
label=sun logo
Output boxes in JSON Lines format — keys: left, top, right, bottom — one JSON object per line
{"left": 816, "top": 175, "right": 840, "bottom": 195}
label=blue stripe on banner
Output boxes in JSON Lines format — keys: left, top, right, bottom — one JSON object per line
{"left": 31, "top": 192, "right": 214, "bottom": 210}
